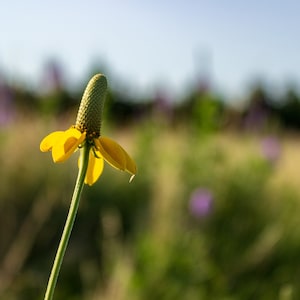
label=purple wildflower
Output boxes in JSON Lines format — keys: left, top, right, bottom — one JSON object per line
{"left": 189, "top": 188, "right": 213, "bottom": 218}
{"left": 0, "top": 77, "right": 14, "bottom": 126}
{"left": 261, "top": 136, "right": 281, "bottom": 163}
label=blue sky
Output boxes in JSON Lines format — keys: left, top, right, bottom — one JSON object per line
{"left": 1, "top": 0, "right": 300, "bottom": 98}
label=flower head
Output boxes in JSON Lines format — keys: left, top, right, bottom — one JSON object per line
{"left": 260, "top": 136, "right": 281, "bottom": 164}
{"left": 40, "top": 74, "right": 137, "bottom": 185}
{"left": 189, "top": 188, "right": 213, "bottom": 218}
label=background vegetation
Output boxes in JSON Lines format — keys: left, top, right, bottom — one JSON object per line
{"left": 1, "top": 64, "right": 300, "bottom": 299}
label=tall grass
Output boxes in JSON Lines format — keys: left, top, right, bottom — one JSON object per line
{"left": 1, "top": 114, "right": 300, "bottom": 299}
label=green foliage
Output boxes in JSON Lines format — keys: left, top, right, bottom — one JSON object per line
{"left": 1, "top": 114, "right": 300, "bottom": 300}
{"left": 191, "top": 93, "right": 223, "bottom": 134}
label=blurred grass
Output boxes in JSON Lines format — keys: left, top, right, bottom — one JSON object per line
{"left": 1, "top": 113, "right": 300, "bottom": 299}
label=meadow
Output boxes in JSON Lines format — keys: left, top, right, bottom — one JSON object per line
{"left": 1, "top": 78, "right": 300, "bottom": 299}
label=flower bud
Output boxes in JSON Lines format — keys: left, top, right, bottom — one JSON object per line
{"left": 75, "top": 74, "right": 107, "bottom": 137}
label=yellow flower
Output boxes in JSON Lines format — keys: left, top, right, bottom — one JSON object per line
{"left": 40, "top": 127, "right": 136, "bottom": 185}
{"left": 40, "top": 74, "right": 137, "bottom": 186}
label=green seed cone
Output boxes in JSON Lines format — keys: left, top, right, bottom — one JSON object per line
{"left": 75, "top": 74, "right": 107, "bottom": 136}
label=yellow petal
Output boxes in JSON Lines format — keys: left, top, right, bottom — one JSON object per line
{"left": 52, "top": 128, "right": 86, "bottom": 163}
{"left": 122, "top": 148, "right": 137, "bottom": 175}
{"left": 84, "top": 150, "right": 104, "bottom": 185}
{"left": 95, "top": 137, "right": 126, "bottom": 171}
{"left": 40, "top": 131, "right": 65, "bottom": 152}
{"left": 95, "top": 137, "right": 137, "bottom": 180}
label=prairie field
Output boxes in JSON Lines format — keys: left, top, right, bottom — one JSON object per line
{"left": 1, "top": 111, "right": 300, "bottom": 300}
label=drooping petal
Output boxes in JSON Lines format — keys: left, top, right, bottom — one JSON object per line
{"left": 122, "top": 148, "right": 137, "bottom": 175}
{"left": 40, "top": 131, "right": 65, "bottom": 152}
{"left": 95, "top": 137, "right": 137, "bottom": 180}
{"left": 85, "top": 149, "right": 104, "bottom": 185}
{"left": 95, "top": 137, "right": 126, "bottom": 171}
{"left": 52, "top": 128, "right": 86, "bottom": 163}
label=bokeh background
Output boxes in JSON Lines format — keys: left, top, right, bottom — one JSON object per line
{"left": 1, "top": 1, "right": 300, "bottom": 299}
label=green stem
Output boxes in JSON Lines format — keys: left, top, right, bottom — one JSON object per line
{"left": 44, "top": 143, "right": 90, "bottom": 300}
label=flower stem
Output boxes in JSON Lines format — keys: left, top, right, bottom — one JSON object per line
{"left": 44, "top": 143, "right": 90, "bottom": 300}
